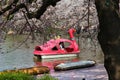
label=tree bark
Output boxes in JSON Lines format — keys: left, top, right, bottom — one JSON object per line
{"left": 95, "top": 0, "right": 120, "bottom": 80}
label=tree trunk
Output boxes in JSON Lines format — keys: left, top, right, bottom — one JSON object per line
{"left": 95, "top": 0, "right": 120, "bottom": 80}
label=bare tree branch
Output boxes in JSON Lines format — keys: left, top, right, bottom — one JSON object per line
{"left": 0, "top": 0, "right": 19, "bottom": 15}
{"left": 0, "top": 0, "right": 61, "bottom": 19}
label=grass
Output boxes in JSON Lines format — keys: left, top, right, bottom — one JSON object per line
{"left": 0, "top": 72, "right": 58, "bottom": 80}
{"left": 0, "top": 72, "right": 35, "bottom": 80}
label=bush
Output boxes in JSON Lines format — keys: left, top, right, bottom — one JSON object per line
{"left": 0, "top": 72, "right": 35, "bottom": 80}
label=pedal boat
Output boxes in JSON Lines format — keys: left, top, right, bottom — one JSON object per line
{"left": 33, "top": 28, "right": 80, "bottom": 59}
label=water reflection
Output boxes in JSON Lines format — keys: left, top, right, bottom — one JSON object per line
{"left": 34, "top": 57, "right": 80, "bottom": 72}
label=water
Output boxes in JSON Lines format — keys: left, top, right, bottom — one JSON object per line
{"left": 0, "top": 35, "right": 104, "bottom": 72}
{"left": 0, "top": 35, "right": 36, "bottom": 71}
{"left": 0, "top": 46, "right": 35, "bottom": 71}
{"left": 0, "top": 45, "right": 80, "bottom": 72}
{"left": 0, "top": 36, "right": 79, "bottom": 71}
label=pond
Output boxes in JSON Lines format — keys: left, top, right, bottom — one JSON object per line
{"left": 0, "top": 35, "right": 77, "bottom": 71}
{"left": 0, "top": 35, "right": 104, "bottom": 72}
{"left": 0, "top": 46, "right": 34, "bottom": 71}
{"left": 0, "top": 35, "right": 35, "bottom": 71}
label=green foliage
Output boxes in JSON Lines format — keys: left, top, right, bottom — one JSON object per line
{"left": 0, "top": 72, "right": 58, "bottom": 80}
{"left": 37, "top": 74, "right": 58, "bottom": 80}
{"left": 0, "top": 72, "right": 35, "bottom": 80}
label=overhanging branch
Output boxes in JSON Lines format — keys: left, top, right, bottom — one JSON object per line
{"left": 0, "top": 0, "right": 19, "bottom": 15}
{"left": 0, "top": 0, "right": 61, "bottom": 19}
